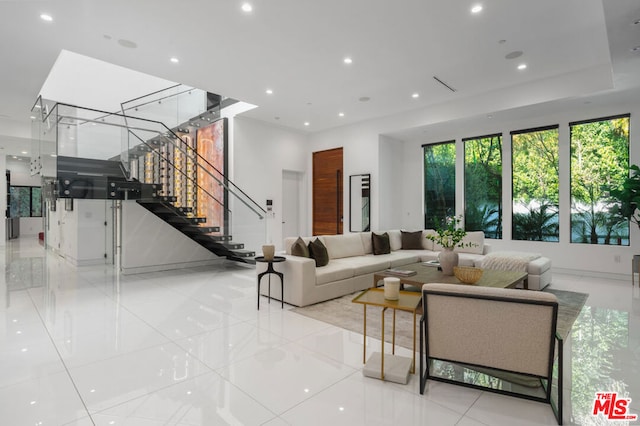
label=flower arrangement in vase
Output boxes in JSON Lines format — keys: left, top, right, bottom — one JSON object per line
{"left": 426, "top": 215, "right": 476, "bottom": 275}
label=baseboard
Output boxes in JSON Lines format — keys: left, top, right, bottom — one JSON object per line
{"left": 121, "top": 259, "right": 225, "bottom": 275}
{"left": 552, "top": 267, "right": 628, "bottom": 282}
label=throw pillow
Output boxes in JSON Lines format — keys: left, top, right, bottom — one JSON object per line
{"left": 401, "top": 230, "right": 423, "bottom": 249}
{"left": 291, "top": 237, "right": 309, "bottom": 257}
{"left": 308, "top": 238, "right": 329, "bottom": 267}
{"left": 372, "top": 232, "right": 391, "bottom": 255}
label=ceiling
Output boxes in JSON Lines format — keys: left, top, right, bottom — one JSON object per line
{"left": 0, "top": 0, "right": 639, "bottom": 155}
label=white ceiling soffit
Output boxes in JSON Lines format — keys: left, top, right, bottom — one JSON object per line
{"left": 0, "top": 0, "right": 637, "bottom": 144}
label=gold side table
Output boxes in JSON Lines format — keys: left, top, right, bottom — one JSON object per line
{"left": 352, "top": 288, "right": 422, "bottom": 384}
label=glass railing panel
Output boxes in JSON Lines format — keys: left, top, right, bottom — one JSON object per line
{"left": 30, "top": 98, "right": 58, "bottom": 178}
{"left": 120, "top": 85, "right": 208, "bottom": 130}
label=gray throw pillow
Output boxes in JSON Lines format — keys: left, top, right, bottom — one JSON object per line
{"left": 401, "top": 230, "right": 423, "bottom": 249}
{"left": 372, "top": 232, "right": 391, "bottom": 255}
{"left": 291, "top": 237, "right": 309, "bottom": 257}
{"left": 308, "top": 238, "right": 329, "bottom": 267}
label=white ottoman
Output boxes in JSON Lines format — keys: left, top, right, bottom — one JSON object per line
{"left": 478, "top": 252, "right": 552, "bottom": 291}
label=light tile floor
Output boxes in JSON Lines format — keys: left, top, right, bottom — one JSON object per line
{"left": 1, "top": 238, "right": 639, "bottom": 425}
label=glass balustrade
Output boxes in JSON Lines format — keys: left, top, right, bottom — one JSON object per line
{"left": 30, "top": 97, "right": 266, "bottom": 257}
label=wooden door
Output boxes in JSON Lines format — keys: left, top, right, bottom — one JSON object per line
{"left": 313, "top": 148, "right": 343, "bottom": 235}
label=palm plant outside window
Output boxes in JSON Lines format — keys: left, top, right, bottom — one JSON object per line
{"left": 464, "top": 134, "right": 502, "bottom": 239}
{"left": 511, "top": 126, "right": 559, "bottom": 242}
{"left": 423, "top": 141, "right": 455, "bottom": 229}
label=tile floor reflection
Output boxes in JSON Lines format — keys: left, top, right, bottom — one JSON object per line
{"left": 1, "top": 238, "right": 639, "bottom": 425}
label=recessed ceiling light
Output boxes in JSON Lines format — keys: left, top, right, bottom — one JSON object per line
{"left": 50, "top": 154, "right": 57, "bottom": 158}
{"left": 241, "top": 3, "right": 253, "bottom": 12}
{"left": 304, "top": 122, "right": 310, "bottom": 126}
{"left": 517, "top": 63, "right": 527, "bottom": 70}
{"left": 265, "top": 89, "right": 273, "bottom": 95}
{"left": 40, "top": 14, "right": 53, "bottom": 22}
{"left": 338, "top": 112, "right": 345, "bottom": 117}
{"left": 30, "top": 115, "right": 36, "bottom": 119}
{"left": 412, "top": 93, "right": 419, "bottom": 98}
{"left": 21, "top": 151, "right": 27, "bottom": 154}
{"left": 471, "top": 5, "right": 483, "bottom": 13}
{"left": 505, "top": 51, "right": 523, "bottom": 60}
{"left": 12, "top": 156, "right": 17, "bottom": 159}
{"left": 118, "top": 39, "right": 138, "bottom": 49}
{"left": 170, "top": 57, "right": 179, "bottom": 63}
{"left": 343, "top": 57, "right": 353, "bottom": 64}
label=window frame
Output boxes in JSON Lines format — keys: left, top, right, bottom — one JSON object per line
{"left": 9, "top": 185, "right": 43, "bottom": 218}
{"left": 510, "top": 124, "right": 560, "bottom": 242}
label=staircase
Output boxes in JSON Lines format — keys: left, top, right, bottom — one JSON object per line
{"left": 37, "top": 90, "right": 264, "bottom": 265}
{"left": 136, "top": 198, "right": 256, "bottom": 262}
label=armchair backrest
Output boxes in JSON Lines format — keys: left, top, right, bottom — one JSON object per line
{"left": 422, "top": 283, "right": 558, "bottom": 377}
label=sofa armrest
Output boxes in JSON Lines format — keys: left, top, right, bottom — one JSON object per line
{"left": 483, "top": 243, "right": 492, "bottom": 255}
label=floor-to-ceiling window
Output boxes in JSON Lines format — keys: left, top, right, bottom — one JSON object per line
{"left": 570, "top": 115, "right": 630, "bottom": 245}
{"left": 511, "top": 126, "right": 560, "bottom": 242}
{"left": 423, "top": 141, "right": 455, "bottom": 229}
{"left": 464, "top": 134, "right": 502, "bottom": 238}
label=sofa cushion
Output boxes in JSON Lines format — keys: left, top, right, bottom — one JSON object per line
{"left": 455, "top": 231, "right": 485, "bottom": 254}
{"left": 291, "top": 237, "right": 310, "bottom": 257}
{"left": 323, "top": 234, "right": 365, "bottom": 259}
{"left": 360, "top": 232, "right": 373, "bottom": 254}
{"left": 315, "top": 259, "right": 355, "bottom": 285}
{"left": 387, "top": 230, "right": 402, "bottom": 251}
{"left": 308, "top": 238, "right": 329, "bottom": 267}
{"left": 372, "top": 232, "right": 391, "bottom": 255}
{"left": 401, "top": 230, "right": 423, "bottom": 249}
{"left": 422, "top": 230, "right": 435, "bottom": 250}
{"left": 347, "top": 255, "right": 392, "bottom": 275}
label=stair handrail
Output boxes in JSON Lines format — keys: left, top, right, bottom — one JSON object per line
{"left": 35, "top": 101, "right": 266, "bottom": 219}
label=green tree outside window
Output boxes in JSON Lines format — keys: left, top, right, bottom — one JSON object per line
{"left": 570, "top": 116, "right": 629, "bottom": 245}
{"left": 464, "top": 135, "right": 502, "bottom": 238}
{"left": 512, "top": 127, "right": 560, "bottom": 242}
{"left": 424, "top": 142, "right": 456, "bottom": 229}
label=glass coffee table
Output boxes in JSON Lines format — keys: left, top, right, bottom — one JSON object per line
{"left": 352, "top": 288, "right": 422, "bottom": 384}
{"left": 373, "top": 262, "right": 528, "bottom": 290}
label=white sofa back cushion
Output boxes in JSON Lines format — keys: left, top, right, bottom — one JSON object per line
{"left": 323, "top": 234, "right": 366, "bottom": 259}
{"left": 422, "top": 230, "right": 435, "bottom": 250}
{"left": 360, "top": 232, "right": 373, "bottom": 254}
{"left": 387, "top": 230, "right": 402, "bottom": 251}
{"left": 456, "top": 231, "right": 485, "bottom": 254}
{"left": 431, "top": 230, "right": 484, "bottom": 254}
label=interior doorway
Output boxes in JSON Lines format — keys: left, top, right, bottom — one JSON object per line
{"left": 312, "top": 147, "right": 343, "bottom": 235}
{"left": 282, "top": 170, "right": 304, "bottom": 240}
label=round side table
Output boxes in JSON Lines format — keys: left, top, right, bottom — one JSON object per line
{"left": 255, "top": 256, "right": 286, "bottom": 309}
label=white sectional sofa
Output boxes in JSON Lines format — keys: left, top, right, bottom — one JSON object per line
{"left": 257, "top": 230, "right": 552, "bottom": 307}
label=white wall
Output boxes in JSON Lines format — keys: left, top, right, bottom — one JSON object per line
{"left": 307, "top": 121, "right": 381, "bottom": 233}
{"left": 232, "top": 117, "right": 308, "bottom": 251}
{"left": 378, "top": 135, "right": 404, "bottom": 230}
{"left": 120, "top": 201, "right": 222, "bottom": 274}
{"left": 46, "top": 199, "right": 109, "bottom": 266}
